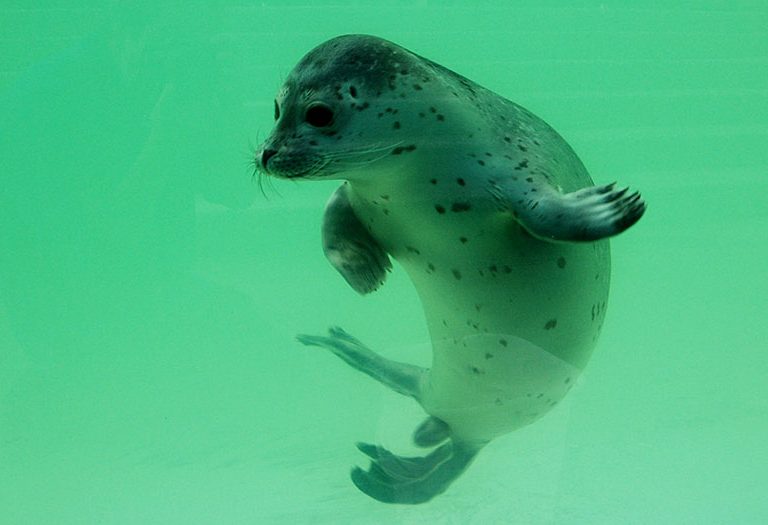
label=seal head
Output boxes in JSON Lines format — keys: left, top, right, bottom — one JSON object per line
{"left": 259, "top": 35, "right": 448, "bottom": 181}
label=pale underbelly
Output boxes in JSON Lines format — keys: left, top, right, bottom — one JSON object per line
{"left": 397, "top": 236, "right": 609, "bottom": 442}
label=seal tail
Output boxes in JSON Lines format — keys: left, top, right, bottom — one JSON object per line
{"left": 350, "top": 438, "right": 484, "bottom": 504}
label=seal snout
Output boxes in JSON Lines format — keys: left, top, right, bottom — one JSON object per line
{"left": 260, "top": 148, "right": 278, "bottom": 171}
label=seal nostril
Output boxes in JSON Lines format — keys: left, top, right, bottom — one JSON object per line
{"left": 261, "top": 148, "right": 277, "bottom": 169}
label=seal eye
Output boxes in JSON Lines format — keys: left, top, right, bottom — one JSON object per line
{"left": 305, "top": 104, "right": 334, "bottom": 128}
{"left": 274, "top": 100, "right": 280, "bottom": 121}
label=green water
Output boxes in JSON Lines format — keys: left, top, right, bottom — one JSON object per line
{"left": 1, "top": 2, "right": 766, "bottom": 523}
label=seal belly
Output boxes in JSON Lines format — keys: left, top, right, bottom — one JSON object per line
{"left": 397, "top": 230, "right": 609, "bottom": 442}
{"left": 420, "top": 333, "right": 581, "bottom": 442}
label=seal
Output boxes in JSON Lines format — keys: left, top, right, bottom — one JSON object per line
{"left": 256, "top": 34, "right": 646, "bottom": 504}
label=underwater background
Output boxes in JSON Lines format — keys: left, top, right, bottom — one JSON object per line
{"left": 1, "top": 1, "right": 766, "bottom": 523}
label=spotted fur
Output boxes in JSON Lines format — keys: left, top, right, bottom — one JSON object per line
{"left": 257, "top": 34, "right": 645, "bottom": 504}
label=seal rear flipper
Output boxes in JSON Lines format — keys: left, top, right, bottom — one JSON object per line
{"left": 296, "top": 326, "right": 425, "bottom": 399}
{"left": 350, "top": 439, "right": 482, "bottom": 504}
{"left": 412, "top": 416, "right": 450, "bottom": 448}
{"left": 322, "top": 183, "right": 392, "bottom": 294}
{"left": 356, "top": 441, "right": 451, "bottom": 480}
{"left": 488, "top": 179, "right": 646, "bottom": 242}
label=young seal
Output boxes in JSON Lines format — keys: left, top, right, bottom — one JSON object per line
{"left": 255, "top": 34, "right": 646, "bottom": 504}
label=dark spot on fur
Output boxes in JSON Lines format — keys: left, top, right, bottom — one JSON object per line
{"left": 393, "top": 121, "right": 401, "bottom": 129}
{"left": 406, "top": 246, "right": 421, "bottom": 255}
{"left": 451, "top": 202, "right": 471, "bottom": 212}
{"left": 427, "top": 262, "right": 436, "bottom": 272}
{"left": 514, "top": 160, "right": 529, "bottom": 170}
{"left": 457, "top": 178, "right": 466, "bottom": 186}
{"left": 557, "top": 256, "right": 566, "bottom": 269}
{"left": 349, "top": 86, "right": 357, "bottom": 98}
{"left": 452, "top": 269, "right": 462, "bottom": 280}
{"left": 459, "top": 236, "right": 468, "bottom": 243}
{"left": 435, "top": 204, "right": 446, "bottom": 214}
{"left": 391, "top": 144, "right": 416, "bottom": 155}
{"left": 413, "top": 84, "right": 423, "bottom": 90}
{"left": 485, "top": 353, "right": 494, "bottom": 359}
{"left": 478, "top": 160, "right": 485, "bottom": 166}
{"left": 518, "top": 144, "right": 528, "bottom": 152}
{"left": 544, "top": 319, "right": 558, "bottom": 330}
{"left": 499, "top": 338, "right": 508, "bottom": 347}
{"left": 437, "top": 114, "right": 445, "bottom": 121}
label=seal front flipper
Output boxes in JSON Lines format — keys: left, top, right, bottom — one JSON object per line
{"left": 322, "top": 183, "right": 392, "bottom": 294}
{"left": 489, "top": 178, "right": 647, "bottom": 242}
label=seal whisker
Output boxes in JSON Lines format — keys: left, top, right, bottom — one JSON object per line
{"left": 322, "top": 141, "right": 405, "bottom": 160}
{"left": 246, "top": 136, "right": 281, "bottom": 199}
{"left": 321, "top": 141, "right": 406, "bottom": 171}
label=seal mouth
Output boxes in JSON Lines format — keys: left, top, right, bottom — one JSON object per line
{"left": 257, "top": 140, "right": 405, "bottom": 181}
{"left": 259, "top": 157, "right": 331, "bottom": 180}
{"left": 255, "top": 143, "right": 331, "bottom": 180}
{"left": 283, "top": 161, "right": 332, "bottom": 180}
